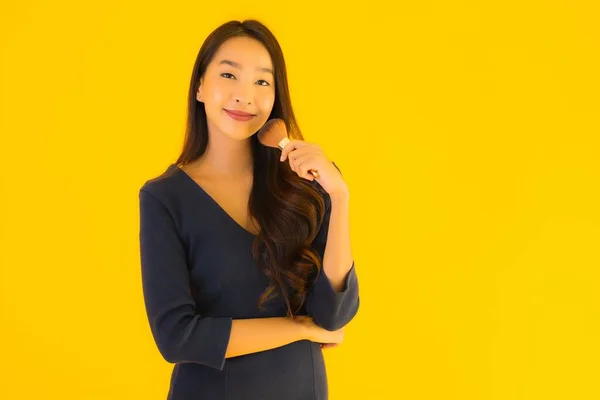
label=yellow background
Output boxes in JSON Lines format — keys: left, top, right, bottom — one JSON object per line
{"left": 1, "top": 1, "right": 599, "bottom": 399}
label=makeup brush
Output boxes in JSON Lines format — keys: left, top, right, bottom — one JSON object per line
{"left": 257, "top": 118, "right": 319, "bottom": 178}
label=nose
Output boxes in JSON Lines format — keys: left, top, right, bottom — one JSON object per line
{"left": 234, "top": 84, "right": 253, "bottom": 105}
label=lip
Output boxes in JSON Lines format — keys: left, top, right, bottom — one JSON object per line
{"left": 224, "top": 109, "right": 256, "bottom": 121}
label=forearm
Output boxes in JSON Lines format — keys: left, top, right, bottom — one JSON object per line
{"left": 225, "top": 317, "right": 306, "bottom": 358}
{"left": 323, "top": 188, "right": 354, "bottom": 291}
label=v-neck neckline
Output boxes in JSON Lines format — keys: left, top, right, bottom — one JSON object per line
{"left": 171, "top": 163, "right": 259, "bottom": 238}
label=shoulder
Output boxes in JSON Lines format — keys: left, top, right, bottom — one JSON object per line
{"left": 139, "top": 163, "right": 184, "bottom": 205}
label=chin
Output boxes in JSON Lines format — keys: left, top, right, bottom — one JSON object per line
{"left": 222, "top": 127, "right": 257, "bottom": 141}
{"left": 221, "top": 121, "right": 263, "bottom": 140}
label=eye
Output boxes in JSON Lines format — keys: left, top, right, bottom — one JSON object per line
{"left": 221, "top": 72, "right": 270, "bottom": 86}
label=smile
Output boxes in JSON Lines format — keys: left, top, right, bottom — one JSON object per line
{"left": 224, "top": 109, "right": 256, "bottom": 121}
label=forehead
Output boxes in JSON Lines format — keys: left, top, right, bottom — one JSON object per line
{"left": 212, "top": 36, "right": 273, "bottom": 69}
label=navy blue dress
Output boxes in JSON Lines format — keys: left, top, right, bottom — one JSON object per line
{"left": 138, "top": 163, "right": 360, "bottom": 399}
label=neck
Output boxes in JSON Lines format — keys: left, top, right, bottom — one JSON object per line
{"left": 192, "top": 125, "right": 254, "bottom": 177}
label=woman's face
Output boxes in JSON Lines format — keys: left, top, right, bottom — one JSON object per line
{"left": 197, "top": 36, "right": 276, "bottom": 141}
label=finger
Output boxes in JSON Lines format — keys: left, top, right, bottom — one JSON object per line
{"left": 287, "top": 149, "right": 301, "bottom": 174}
{"left": 285, "top": 147, "right": 309, "bottom": 168}
{"left": 280, "top": 140, "right": 301, "bottom": 162}
{"left": 287, "top": 147, "right": 314, "bottom": 173}
{"left": 280, "top": 140, "right": 312, "bottom": 162}
{"left": 295, "top": 154, "right": 317, "bottom": 180}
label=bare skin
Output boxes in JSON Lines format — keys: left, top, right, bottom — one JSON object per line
{"left": 185, "top": 35, "right": 345, "bottom": 358}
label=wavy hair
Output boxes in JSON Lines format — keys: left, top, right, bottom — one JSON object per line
{"left": 175, "top": 19, "right": 326, "bottom": 318}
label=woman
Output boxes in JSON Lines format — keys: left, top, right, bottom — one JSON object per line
{"left": 139, "top": 19, "right": 360, "bottom": 399}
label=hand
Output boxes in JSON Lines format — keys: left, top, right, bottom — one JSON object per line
{"left": 294, "top": 315, "right": 344, "bottom": 348}
{"left": 279, "top": 140, "right": 348, "bottom": 196}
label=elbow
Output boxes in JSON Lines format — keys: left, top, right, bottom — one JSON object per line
{"left": 160, "top": 351, "right": 178, "bottom": 364}
{"left": 315, "top": 295, "right": 360, "bottom": 331}
{"left": 147, "top": 312, "right": 233, "bottom": 370}
{"left": 154, "top": 334, "right": 183, "bottom": 364}
{"left": 317, "top": 319, "right": 346, "bottom": 332}
{"left": 149, "top": 314, "right": 191, "bottom": 364}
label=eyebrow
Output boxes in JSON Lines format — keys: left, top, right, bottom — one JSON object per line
{"left": 218, "top": 59, "right": 273, "bottom": 75}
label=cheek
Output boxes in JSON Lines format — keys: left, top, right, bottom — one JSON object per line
{"left": 203, "top": 87, "right": 228, "bottom": 125}
{"left": 207, "top": 86, "right": 226, "bottom": 108}
{"left": 258, "top": 92, "right": 275, "bottom": 114}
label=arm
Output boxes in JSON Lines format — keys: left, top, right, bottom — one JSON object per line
{"left": 139, "top": 189, "right": 308, "bottom": 369}
{"left": 305, "top": 163, "right": 360, "bottom": 331}
{"left": 323, "top": 189, "right": 353, "bottom": 290}
{"left": 225, "top": 317, "right": 305, "bottom": 358}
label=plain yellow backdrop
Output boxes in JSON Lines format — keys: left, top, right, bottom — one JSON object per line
{"left": 1, "top": 0, "right": 599, "bottom": 399}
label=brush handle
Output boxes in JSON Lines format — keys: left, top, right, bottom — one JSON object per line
{"left": 278, "top": 137, "right": 319, "bottom": 178}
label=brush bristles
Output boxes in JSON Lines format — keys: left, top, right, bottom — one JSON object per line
{"left": 257, "top": 118, "right": 288, "bottom": 149}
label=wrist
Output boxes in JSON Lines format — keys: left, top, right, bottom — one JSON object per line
{"left": 291, "top": 316, "right": 312, "bottom": 341}
{"left": 329, "top": 188, "right": 349, "bottom": 203}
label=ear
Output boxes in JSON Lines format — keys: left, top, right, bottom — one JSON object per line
{"left": 196, "top": 78, "right": 204, "bottom": 103}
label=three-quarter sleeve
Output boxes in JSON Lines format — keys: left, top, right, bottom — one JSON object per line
{"left": 139, "top": 188, "right": 233, "bottom": 370}
{"left": 304, "top": 179, "right": 360, "bottom": 331}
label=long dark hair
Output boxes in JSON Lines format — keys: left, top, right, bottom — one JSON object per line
{"left": 175, "top": 19, "right": 326, "bottom": 318}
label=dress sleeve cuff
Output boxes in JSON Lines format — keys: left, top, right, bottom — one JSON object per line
{"left": 305, "top": 261, "right": 360, "bottom": 331}
{"left": 203, "top": 317, "right": 233, "bottom": 370}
